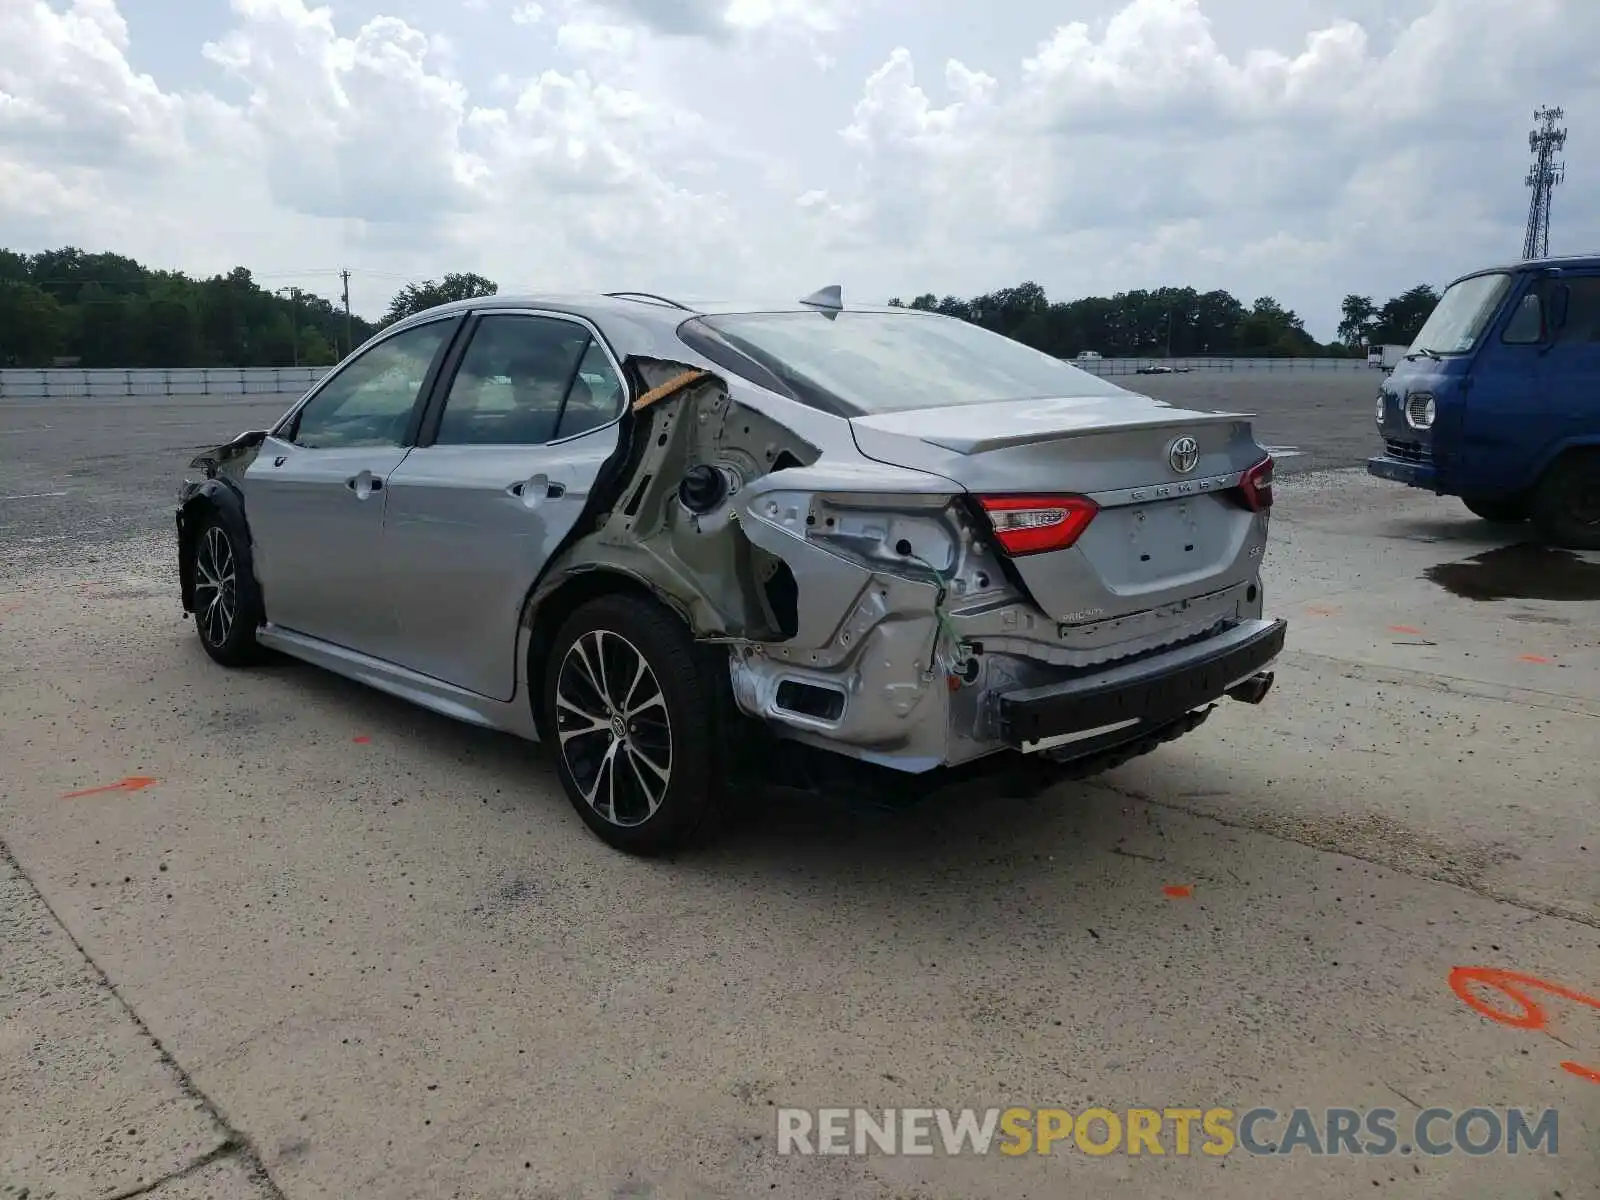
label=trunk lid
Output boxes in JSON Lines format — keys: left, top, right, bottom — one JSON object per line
{"left": 849, "top": 393, "right": 1271, "bottom": 626}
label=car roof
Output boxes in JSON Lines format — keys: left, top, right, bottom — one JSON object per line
{"left": 1452, "top": 252, "right": 1600, "bottom": 284}
{"left": 386, "top": 291, "right": 938, "bottom": 361}
{"left": 406, "top": 291, "right": 916, "bottom": 322}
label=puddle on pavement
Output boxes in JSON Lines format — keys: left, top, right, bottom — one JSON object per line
{"left": 1424, "top": 543, "right": 1600, "bottom": 602}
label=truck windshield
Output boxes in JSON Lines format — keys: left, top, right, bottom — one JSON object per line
{"left": 1408, "top": 273, "right": 1513, "bottom": 355}
{"left": 688, "top": 310, "right": 1128, "bottom": 414}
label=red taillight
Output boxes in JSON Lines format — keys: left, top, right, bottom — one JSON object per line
{"left": 977, "top": 494, "right": 1098, "bottom": 556}
{"left": 1236, "top": 455, "right": 1275, "bottom": 512}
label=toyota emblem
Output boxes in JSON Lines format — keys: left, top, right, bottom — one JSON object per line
{"left": 1168, "top": 436, "right": 1199, "bottom": 475}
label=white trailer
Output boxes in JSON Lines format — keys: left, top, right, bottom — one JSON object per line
{"left": 1368, "top": 343, "right": 1408, "bottom": 370}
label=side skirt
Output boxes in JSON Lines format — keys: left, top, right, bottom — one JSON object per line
{"left": 256, "top": 624, "right": 539, "bottom": 742}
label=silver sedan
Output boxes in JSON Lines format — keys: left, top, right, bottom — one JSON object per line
{"left": 176, "top": 288, "right": 1285, "bottom": 853}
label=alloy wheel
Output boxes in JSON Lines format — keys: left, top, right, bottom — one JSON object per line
{"left": 194, "top": 525, "right": 237, "bottom": 647}
{"left": 554, "top": 629, "right": 673, "bottom": 827}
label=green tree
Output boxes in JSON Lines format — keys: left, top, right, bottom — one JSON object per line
{"left": 298, "top": 328, "right": 337, "bottom": 365}
{"left": 1338, "top": 294, "right": 1378, "bottom": 347}
{"left": 0, "top": 283, "right": 71, "bottom": 366}
{"left": 384, "top": 272, "right": 499, "bottom": 324}
{"left": 1374, "top": 284, "right": 1439, "bottom": 345}
{"left": 0, "top": 247, "right": 379, "bottom": 368}
{"left": 880, "top": 282, "right": 1344, "bottom": 359}
{"left": 1234, "top": 297, "right": 1314, "bottom": 356}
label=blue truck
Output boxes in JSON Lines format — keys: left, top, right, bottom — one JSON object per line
{"left": 1367, "top": 254, "right": 1600, "bottom": 550}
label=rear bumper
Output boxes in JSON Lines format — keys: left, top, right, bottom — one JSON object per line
{"left": 997, "top": 617, "right": 1287, "bottom": 752}
{"left": 1367, "top": 453, "right": 1437, "bottom": 489}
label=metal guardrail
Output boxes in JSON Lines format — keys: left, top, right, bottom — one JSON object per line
{"left": 1071, "top": 356, "right": 1370, "bottom": 377}
{"left": 0, "top": 366, "right": 332, "bottom": 400}
{"left": 0, "top": 356, "right": 1371, "bottom": 400}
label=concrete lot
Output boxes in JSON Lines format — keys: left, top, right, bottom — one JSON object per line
{"left": 2, "top": 370, "right": 1597, "bottom": 1199}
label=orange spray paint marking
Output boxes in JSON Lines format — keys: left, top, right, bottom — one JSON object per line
{"left": 1519, "top": 655, "right": 1553, "bottom": 665}
{"left": 1449, "top": 966, "right": 1600, "bottom": 1084}
{"left": 1162, "top": 885, "right": 1193, "bottom": 899}
{"left": 61, "top": 776, "right": 158, "bottom": 799}
{"left": 1305, "top": 605, "right": 1339, "bottom": 617}
{"left": 1388, "top": 625, "right": 1425, "bottom": 636}
{"left": 352, "top": 736, "right": 371, "bottom": 744}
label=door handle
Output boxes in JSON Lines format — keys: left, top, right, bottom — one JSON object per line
{"left": 508, "top": 478, "right": 566, "bottom": 499}
{"left": 345, "top": 472, "right": 384, "bottom": 498}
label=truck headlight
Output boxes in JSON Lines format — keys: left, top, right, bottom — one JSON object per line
{"left": 1375, "top": 394, "right": 1386, "bottom": 425}
{"left": 1404, "top": 392, "right": 1436, "bottom": 430}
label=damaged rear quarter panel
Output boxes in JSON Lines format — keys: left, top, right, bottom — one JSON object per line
{"left": 528, "top": 357, "right": 1012, "bottom": 768}
{"left": 529, "top": 359, "right": 823, "bottom": 641}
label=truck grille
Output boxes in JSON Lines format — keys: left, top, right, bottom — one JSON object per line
{"left": 1384, "top": 438, "right": 1431, "bottom": 465}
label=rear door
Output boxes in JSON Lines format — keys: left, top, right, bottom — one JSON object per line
{"left": 242, "top": 316, "right": 459, "bottom": 657}
{"left": 379, "top": 311, "right": 626, "bottom": 700}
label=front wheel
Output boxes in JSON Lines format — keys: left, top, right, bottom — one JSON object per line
{"left": 189, "top": 515, "right": 265, "bottom": 665}
{"left": 1461, "top": 494, "right": 1529, "bottom": 523}
{"left": 542, "top": 594, "right": 727, "bottom": 855}
{"left": 1531, "top": 453, "right": 1600, "bottom": 551}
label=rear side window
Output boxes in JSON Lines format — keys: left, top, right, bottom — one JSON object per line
{"left": 433, "top": 314, "right": 623, "bottom": 446}
{"left": 555, "top": 339, "right": 626, "bottom": 440}
{"left": 687, "top": 310, "right": 1127, "bottom": 415}
{"left": 1556, "top": 277, "right": 1600, "bottom": 344}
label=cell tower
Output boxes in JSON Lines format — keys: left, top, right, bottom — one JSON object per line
{"left": 1522, "top": 105, "right": 1567, "bottom": 260}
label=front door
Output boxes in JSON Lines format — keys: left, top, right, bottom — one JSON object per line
{"left": 243, "top": 316, "right": 459, "bottom": 657}
{"left": 380, "top": 312, "right": 627, "bottom": 700}
{"left": 1460, "top": 280, "right": 1552, "bottom": 493}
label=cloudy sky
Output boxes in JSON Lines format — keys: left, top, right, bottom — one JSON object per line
{"left": 2, "top": 0, "right": 1596, "bottom": 337}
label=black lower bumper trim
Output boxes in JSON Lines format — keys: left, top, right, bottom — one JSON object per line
{"left": 999, "top": 619, "right": 1288, "bottom": 746}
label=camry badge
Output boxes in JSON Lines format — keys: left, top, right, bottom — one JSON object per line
{"left": 1168, "top": 436, "right": 1199, "bottom": 475}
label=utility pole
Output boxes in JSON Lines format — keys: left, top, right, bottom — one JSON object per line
{"left": 290, "top": 287, "right": 302, "bottom": 367}
{"left": 1523, "top": 106, "right": 1567, "bottom": 260}
{"left": 340, "top": 268, "right": 353, "bottom": 358}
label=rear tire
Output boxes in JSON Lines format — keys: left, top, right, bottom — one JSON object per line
{"left": 1531, "top": 453, "right": 1600, "bottom": 551}
{"left": 541, "top": 594, "right": 727, "bottom": 855}
{"left": 1462, "top": 495, "right": 1529, "bottom": 523}
{"left": 189, "top": 513, "right": 265, "bottom": 666}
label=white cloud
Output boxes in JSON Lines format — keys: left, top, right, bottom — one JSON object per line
{"left": 810, "top": 0, "right": 1600, "bottom": 325}
{"left": 567, "top": 0, "right": 865, "bottom": 39}
{"left": 0, "top": 0, "right": 187, "bottom": 167}
{"left": 0, "top": 0, "right": 1597, "bottom": 333}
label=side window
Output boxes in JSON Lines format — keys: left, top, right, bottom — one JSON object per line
{"left": 1501, "top": 290, "right": 1545, "bottom": 345}
{"left": 434, "top": 315, "right": 592, "bottom": 446}
{"left": 1553, "top": 278, "right": 1600, "bottom": 345}
{"left": 554, "top": 339, "right": 625, "bottom": 440}
{"left": 288, "top": 320, "right": 453, "bottom": 448}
